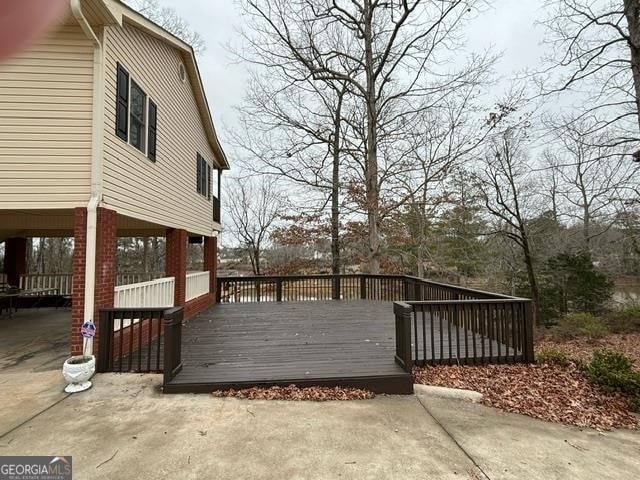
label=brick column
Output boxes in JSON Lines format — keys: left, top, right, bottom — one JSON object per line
{"left": 70, "top": 207, "right": 117, "bottom": 356}
{"left": 204, "top": 236, "right": 217, "bottom": 301}
{"left": 94, "top": 207, "right": 117, "bottom": 321}
{"left": 166, "top": 228, "right": 187, "bottom": 307}
{"left": 71, "top": 208, "right": 87, "bottom": 356}
{"left": 4, "top": 237, "right": 27, "bottom": 287}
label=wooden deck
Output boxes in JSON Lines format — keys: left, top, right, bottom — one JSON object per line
{"left": 164, "top": 300, "right": 414, "bottom": 394}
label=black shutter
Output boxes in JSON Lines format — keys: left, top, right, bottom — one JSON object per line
{"left": 196, "top": 154, "right": 202, "bottom": 193}
{"left": 207, "top": 164, "right": 212, "bottom": 200}
{"left": 116, "top": 63, "right": 129, "bottom": 140}
{"left": 148, "top": 100, "right": 157, "bottom": 161}
{"left": 200, "top": 157, "right": 207, "bottom": 195}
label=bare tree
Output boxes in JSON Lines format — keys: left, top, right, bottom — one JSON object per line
{"left": 124, "top": 0, "right": 206, "bottom": 54}
{"left": 476, "top": 126, "right": 543, "bottom": 324}
{"left": 232, "top": 69, "right": 353, "bottom": 274}
{"left": 226, "top": 176, "right": 287, "bottom": 275}
{"left": 237, "top": 0, "right": 495, "bottom": 273}
{"left": 538, "top": 0, "right": 640, "bottom": 145}
{"left": 545, "top": 117, "right": 638, "bottom": 250}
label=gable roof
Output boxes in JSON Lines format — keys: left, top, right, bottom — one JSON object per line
{"left": 103, "top": 0, "right": 230, "bottom": 170}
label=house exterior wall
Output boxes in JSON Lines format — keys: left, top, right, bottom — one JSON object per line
{"left": 102, "top": 21, "right": 221, "bottom": 236}
{"left": 0, "top": 23, "right": 94, "bottom": 209}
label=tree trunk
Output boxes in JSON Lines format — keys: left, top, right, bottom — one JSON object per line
{"left": 364, "top": 2, "right": 381, "bottom": 274}
{"left": 521, "top": 233, "right": 541, "bottom": 326}
{"left": 252, "top": 245, "right": 261, "bottom": 276}
{"left": 624, "top": 0, "right": 640, "bottom": 135}
{"left": 330, "top": 87, "right": 344, "bottom": 275}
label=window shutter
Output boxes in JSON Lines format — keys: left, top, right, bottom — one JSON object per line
{"left": 207, "top": 164, "right": 212, "bottom": 200}
{"left": 116, "top": 64, "right": 129, "bottom": 141}
{"left": 196, "top": 154, "right": 202, "bottom": 193}
{"left": 200, "top": 157, "right": 207, "bottom": 195}
{"left": 148, "top": 100, "right": 157, "bottom": 161}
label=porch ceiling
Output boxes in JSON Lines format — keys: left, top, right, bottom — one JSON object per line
{"left": 0, "top": 209, "right": 168, "bottom": 241}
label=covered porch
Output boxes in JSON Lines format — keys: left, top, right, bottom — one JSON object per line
{"left": 0, "top": 207, "right": 218, "bottom": 358}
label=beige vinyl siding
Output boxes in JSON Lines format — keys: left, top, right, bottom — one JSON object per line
{"left": 0, "top": 24, "right": 93, "bottom": 209}
{"left": 103, "top": 22, "right": 217, "bottom": 236}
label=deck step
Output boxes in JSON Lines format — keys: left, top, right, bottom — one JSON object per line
{"left": 164, "top": 372, "right": 414, "bottom": 395}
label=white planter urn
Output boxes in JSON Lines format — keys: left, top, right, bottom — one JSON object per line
{"left": 62, "top": 355, "right": 95, "bottom": 393}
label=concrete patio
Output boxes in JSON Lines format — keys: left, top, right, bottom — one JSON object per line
{"left": 0, "top": 308, "right": 71, "bottom": 434}
{"left": 0, "top": 372, "right": 639, "bottom": 480}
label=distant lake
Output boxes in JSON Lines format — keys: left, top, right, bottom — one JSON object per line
{"left": 613, "top": 282, "right": 640, "bottom": 307}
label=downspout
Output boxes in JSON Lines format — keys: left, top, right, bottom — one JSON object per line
{"left": 71, "top": 0, "right": 104, "bottom": 355}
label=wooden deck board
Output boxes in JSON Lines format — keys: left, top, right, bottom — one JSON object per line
{"left": 165, "top": 300, "right": 413, "bottom": 393}
{"left": 163, "top": 300, "right": 518, "bottom": 394}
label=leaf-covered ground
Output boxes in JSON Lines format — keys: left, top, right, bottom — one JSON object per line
{"left": 413, "top": 363, "right": 639, "bottom": 430}
{"left": 211, "top": 385, "right": 375, "bottom": 401}
{"left": 537, "top": 332, "right": 640, "bottom": 366}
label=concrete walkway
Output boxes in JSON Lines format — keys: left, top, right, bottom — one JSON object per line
{"left": 1, "top": 374, "right": 639, "bottom": 479}
{"left": 0, "top": 308, "right": 71, "bottom": 434}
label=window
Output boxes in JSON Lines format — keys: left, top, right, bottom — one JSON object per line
{"left": 129, "top": 80, "right": 146, "bottom": 152}
{"left": 114, "top": 63, "right": 157, "bottom": 160}
{"left": 196, "top": 153, "right": 211, "bottom": 198}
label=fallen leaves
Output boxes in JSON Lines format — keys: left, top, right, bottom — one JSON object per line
{"left": 211, "top": 384, "right": 375, "bottom": 401}
{"left": 413, "top": 363, "right": 639, "bottom": 430}
{"left": 537, "top": 332, "right": 640, "bottom": 366}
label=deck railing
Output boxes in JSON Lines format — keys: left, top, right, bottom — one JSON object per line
{"left": 217, "top": 274, "right": 408, "bottom": 303}
{"left": 186, "top": 271, "right": 210, "bottom": 301}
{"left": 217, "top": 274, "right": 534, "bottom": 366}
{"left": 116, "top": 272, "right": 165, "bottom": 286}
{"left": 19, "top": 274, "right": 72, "bottom": 295}
{"left": 16, "top": 272, "right": 166, "bottom": 297}
{"left": 394, "top": 299, "right": 534, "bottom": 370}
{"left": 97, "top": 306, "right": 183, "bottom": 375}
{"left": 114, "top": 277, "right": 175, "bottom": 308}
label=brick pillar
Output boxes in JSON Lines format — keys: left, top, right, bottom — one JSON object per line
{"left": 204, "top": 236, "right": 217, "bottom": 301}
{"left": 4, "top": 237, "right": 27, "bottom": 287}
{"left": 94, "top": 207, "right": 117, "bottom": 322}
{"left": 71, "top": 208, "right": 87, "bottom": 356}
{"left": 166, "top": 228, "right": 187, "bottom": 306}
{"left": 70, "top": 207, "right": 117, "bottom": 356}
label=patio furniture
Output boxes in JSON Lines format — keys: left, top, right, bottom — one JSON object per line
{"left": 0, "top": 290, "right": 19, "bottom": 317}
{"left": 19, "top": 287, "right": 60, "bottom": 310}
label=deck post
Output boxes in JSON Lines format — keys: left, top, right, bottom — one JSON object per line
{"left": 163, "top": 307, "right": 184, "bottom": 386}
{"left": 360, "top": 275, "right": 367, "bottom": 299}
{"left": 523, "top": 301, "right": 535, "bottom": 363}
{"left": 276, "top": 278, "right": 283, "bottom": 302}
{"left": 393, "top": 302, "right": 413, "bottom": 372}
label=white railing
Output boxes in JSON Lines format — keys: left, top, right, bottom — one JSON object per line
{"left": 186, "top": 271, "right": 210, "bottom": 301}
{"left": 19, "top": 274, "right": 73, "bottom": 295}
{"left": 116, "top": 272, "right": 164, "bottom": 286}
{"left": 114, "top": 276, "right": 175, "bottom": 308}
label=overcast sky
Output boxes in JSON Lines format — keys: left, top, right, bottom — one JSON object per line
{"left": 161, "top": 0, "right": 549, "bottom": 147}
